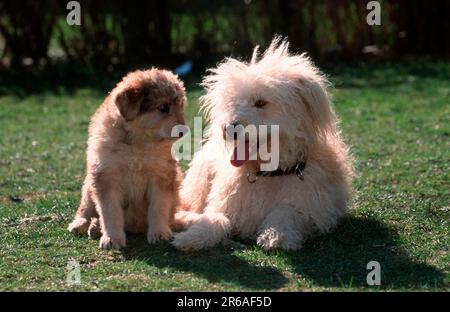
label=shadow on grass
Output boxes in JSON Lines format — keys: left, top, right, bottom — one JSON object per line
{"left": 123, "top": 216, "right": 446, "bottom": 290}
{"left": 123, "top": 237, "right": 288, "bottom": 290}
{"left": 285, "top": 216, "right": 446, "bottom": 289}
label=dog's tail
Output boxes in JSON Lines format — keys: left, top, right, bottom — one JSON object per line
{"left": 172, "top": 212, "right": 230, "bottom": 251}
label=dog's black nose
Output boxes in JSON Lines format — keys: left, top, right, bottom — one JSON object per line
{"left": 229, "top": 121, "right": 239, "bottom": 128}
{"left": 224, "top": 121, "right": 241, "bottom": 141}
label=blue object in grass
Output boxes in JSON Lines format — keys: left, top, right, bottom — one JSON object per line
{"left": 174, "top": 61, "right": 193, "bottom": 77}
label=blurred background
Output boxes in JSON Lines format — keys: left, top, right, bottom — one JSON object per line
{"left": 0, "top": 0, "right": 449, "bottom": 90}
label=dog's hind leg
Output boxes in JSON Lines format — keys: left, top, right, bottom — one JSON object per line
{"left": 256, "top": 206, "right": 306, "bottom": 251}
{"left": 172, "top": 212, "right": 230, "bottom": 251}
{"left": 68, "top": 176, "right": 97, "bottom": 234}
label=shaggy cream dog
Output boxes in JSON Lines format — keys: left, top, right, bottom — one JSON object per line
{"left": 68, "top": 68, "right": 185, "bottom": 250}
{"left": 172, "top": 38, "right": 354, "bottom": 251}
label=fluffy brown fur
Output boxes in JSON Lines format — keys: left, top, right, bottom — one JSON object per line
{"left": 68, "top": 68, "right": 186, "bottom": 250}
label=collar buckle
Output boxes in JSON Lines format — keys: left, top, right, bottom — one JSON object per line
{"left": 246, "top": 171, "right": 258, "bottom": 183}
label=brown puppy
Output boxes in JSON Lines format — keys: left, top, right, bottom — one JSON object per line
{"left": 68, "top": 68, "right": 185, "bottom": 250}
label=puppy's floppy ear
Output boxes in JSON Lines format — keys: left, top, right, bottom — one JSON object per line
{"left": 115, "top": 87, "right": 144, "bottom": 121}
{"left": 298, "top": 78, "right": 336, "bottom": 137}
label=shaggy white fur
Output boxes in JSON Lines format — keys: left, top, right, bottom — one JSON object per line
{"left": 172, "top": 37, "right": 354, "bottom": 251}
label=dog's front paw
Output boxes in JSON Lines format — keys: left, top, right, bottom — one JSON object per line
{"left": 257, "top": 228, "right": 302, "bottom": 251}
{"left": 99, "top": 233, "right": 126, "bottom": 250}
{"left": 174, "top": 211, "right": 201, "bottom": 229}
{"left": 68, "top": 217, "right": 90, "bottom": 234}
{"left": 172, "top": 213, "right": 230, "bottom": 251}
{"left": 147, "top": 225, "right": 173, "bottom": 244}
{"left": 171, "top": 231, "right": 202, "bottom": 251}
{"left": 172, "top": 229, "right": 217, "bottom": 251}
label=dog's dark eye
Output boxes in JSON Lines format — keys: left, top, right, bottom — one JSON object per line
{"left": 158, "top": 103, "right": 170, "bottom": 113}
{"left": 255, "top": 100, "right": 267, "bottom": 108}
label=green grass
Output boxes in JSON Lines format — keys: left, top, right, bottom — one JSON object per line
{"left": 0, "top": 62, "right": 449, "bottom": 291}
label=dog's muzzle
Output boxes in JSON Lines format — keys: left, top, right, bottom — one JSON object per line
{"left": 223, "top": 120, "right": 246, "bottom": 141}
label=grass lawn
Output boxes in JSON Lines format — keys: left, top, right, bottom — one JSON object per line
{"left": 0, "top": 62, "right": 448, "bottom": 291}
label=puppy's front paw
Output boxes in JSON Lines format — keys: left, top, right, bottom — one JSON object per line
{"left": 147, "top": 225, "right": 173, "bottom": 244}
{"left": 68, "top": 217, "right": 89, "bottom": 234}
{"left": 257, "top": 228, "right": 302, "bottom": 251}
{"left": 88, "top": 217, "right": 101, "bottom": 239}
{"left": 99, "top": 233, "right": 126, "bottom": 250}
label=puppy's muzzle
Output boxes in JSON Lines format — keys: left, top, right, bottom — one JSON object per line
{"left": 175, "top": 127, "right": 187, "bottom": 138}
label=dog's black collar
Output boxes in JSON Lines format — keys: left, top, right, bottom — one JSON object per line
{"left": 247, "top": 160, "right": 307, "bottom": 183}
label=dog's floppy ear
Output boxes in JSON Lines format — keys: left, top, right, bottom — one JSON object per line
{"left": 298, "top": 78, "right": 336, "bottom": 137}
{"left": 115, "top": 87, "right": 144, "bottom": 121}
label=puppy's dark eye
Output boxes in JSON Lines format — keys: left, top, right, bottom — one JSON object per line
{"left": 255, "top": 100, "right": 267, "bottom": 108}
{"left": 158, "top": 103, "right": 170, "bottom": 113}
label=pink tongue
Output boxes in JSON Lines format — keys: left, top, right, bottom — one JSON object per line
{"left": 230, "top": 141, "right": 250, "bottom": 167}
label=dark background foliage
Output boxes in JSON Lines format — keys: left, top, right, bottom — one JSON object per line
{"left": 0, "top": 0, "right": 449, "bottom": 74}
